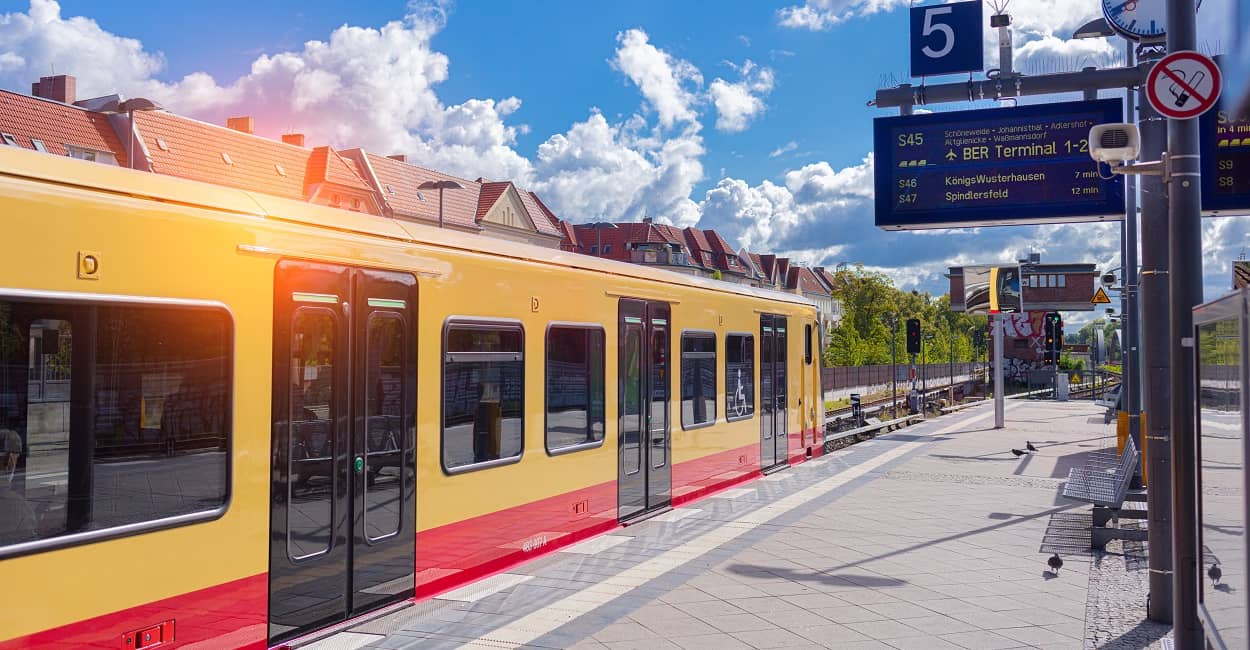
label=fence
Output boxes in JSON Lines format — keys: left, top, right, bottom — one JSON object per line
{"left": 821, "top": 362, "right": 982, "bottom": 393}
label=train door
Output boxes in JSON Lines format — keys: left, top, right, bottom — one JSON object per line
{"left": 800, "top": 322, "right": 812, "bottom": 449}
{"left": 617, "top": 299, "right": 671, "bottom": 522}
{"left": 760, "top": 314, "right": 788, "bottom": 471}
{"left": 269, "top": 261, "right": 418, "bottom": 645}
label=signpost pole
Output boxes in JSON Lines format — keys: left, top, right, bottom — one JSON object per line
{"left": 1166, "top": 1, "right": 1204, "bottom": 643}
{"left": 1137, "top": 44, "right": 1175, "bottom": 624}
{"left": 993, "top": 313, "right": 1005, "bottom": 428}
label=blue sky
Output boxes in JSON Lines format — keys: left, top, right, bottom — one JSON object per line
{"left": 0, "top": 0, "right": 1245, "bottom": 319}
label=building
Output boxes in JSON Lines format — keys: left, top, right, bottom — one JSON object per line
{"left": 1, "top": 73, "right": 564, "bottom": 247}
{"left": 947, "top": 260, "right": 1100, "bottom": 313}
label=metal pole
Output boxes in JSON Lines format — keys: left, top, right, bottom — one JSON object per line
{"left": 1166, "top": 0, "right": 1203, "bottom": 644}
{"left": 1137, "top": 43, "right": 1175, "bottom": 625}
{"left": 438, "top": 186, "right": 445, "bottom": 229}
{"left": 993, "top": 313, "right": 1004, "bottom": 428}
{"left": 948, "top": 322, "right": 955, "bottom": 404}
{"left": 1125, "top": 39, "right": 1143, "bottom": 464}
{"left": 891, "top": 318, "right": 898, "bottom": 416}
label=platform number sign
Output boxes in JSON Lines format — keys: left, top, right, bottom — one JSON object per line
{"left": 910, "top": 0, "right": 983, "bottom": 77}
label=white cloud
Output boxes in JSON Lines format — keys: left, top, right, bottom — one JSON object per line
{"left": 610, "top": 28, "right": 702, "bottom": 128}
{"left": 0, "top": 0, "right": 531, "bottom": 182}
{"left": 777, "top": 0, "right": 908, "bottom": 31}
{"left": 769, "top": 141, "right": 798, "bottom": 158}
{"left": 708, "top": 60, "right": 775, "bottom": 133}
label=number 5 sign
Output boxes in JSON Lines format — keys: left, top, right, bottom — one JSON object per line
{"left": 911, "top": 0, "right": 983, "bottom": 77}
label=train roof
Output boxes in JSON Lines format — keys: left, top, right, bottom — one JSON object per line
{"left": 0, "top": 146, "right": 816, "bottom": 309}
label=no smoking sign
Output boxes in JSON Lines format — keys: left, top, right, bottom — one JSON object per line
{"left": 1146, "top": 51, "right": 1222, "bottom": 119}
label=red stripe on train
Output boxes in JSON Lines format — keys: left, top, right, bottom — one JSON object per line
{"left": 10, "top": 439, "right": 805, "bottom": 647}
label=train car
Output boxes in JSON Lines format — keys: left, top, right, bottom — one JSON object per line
{"left": 0, "top": 145, "right": 823, "bottom": 649}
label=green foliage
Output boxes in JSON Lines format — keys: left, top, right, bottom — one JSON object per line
{"left": 1058, "top": 355, "right": 1085, "bottom": 371}
{"left": 711, "top": 269, "right": 723, "bottom": 281}
{"left": 822, "top": 264, "right": 986, "bottom": 367}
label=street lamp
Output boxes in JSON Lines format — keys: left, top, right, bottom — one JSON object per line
{"left": 882, "top": 312, "right": 898, "bottom": 415}
{"left": 583, "top": 222, "right": 618, "bottom": 257}
{"left": 118, "top": 97, "right": 163, "bottom": 171}
{"left": 417, "top": 179, "right": 464, "bottom": 229}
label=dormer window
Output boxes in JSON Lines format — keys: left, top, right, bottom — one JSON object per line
{"left": 1, "top": 134, "right": 17, "bottom": 146}
{"left": 30, "top": 139, "right": 47, "bottom": 153}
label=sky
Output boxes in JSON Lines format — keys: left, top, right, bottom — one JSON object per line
{"left": 0, "top": 0, "right": 1244, "bottom": 326}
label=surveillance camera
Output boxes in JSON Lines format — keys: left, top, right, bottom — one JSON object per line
{"left": 1101, "top": 273, "right": 1116, "bottom": 286}
{"left": 1088, "top": 124, "right": 1140, "bottom": 165}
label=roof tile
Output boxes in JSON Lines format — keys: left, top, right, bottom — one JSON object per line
{"left": 0, "top": 89, "right": 127, "bottom": 166}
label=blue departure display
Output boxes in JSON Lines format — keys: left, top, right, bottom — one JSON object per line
{"left": 1201, "top": 107, "right": 1250, "bottom": 213}
{"left": 874, "top": 99, "right": 1125, "bottom": 230}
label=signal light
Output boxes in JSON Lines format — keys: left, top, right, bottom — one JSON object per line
{"left": 906, "top": 318, "right": 921, "bottom": 355}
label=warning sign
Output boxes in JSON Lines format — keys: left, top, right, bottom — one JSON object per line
{"left": 1091, "top": 287, "right": 1112, "bottom": 305}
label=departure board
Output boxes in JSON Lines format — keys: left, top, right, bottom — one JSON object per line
{"left": 874, "top": 99, "right": 1125, "bottom": 230}
{"left": 1201, "top": 107, "right": 1250, "bottom": 213}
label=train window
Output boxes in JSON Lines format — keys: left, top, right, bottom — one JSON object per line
{"left": 621, "top": 329, "right": 642, "bottom": 475}
{"left": 442, "top": 321, "right": 524, "bottom": 472}
{"left": 804, "top": 324, "right": 813, "bottom": 365}
{"left": 725, "top": 334, "right": 755, "bottom": 421}
{"left": 0, "top": 297, "right": 231, "bottom": 558}
{"left": 364, "top": 313, "right": 405, "bottom": 541}
{"left": 545, "top": 325, "right": 606, "bottom": 454}
{"left": 288, "top": 309, "right": 336, "bottom": 559}
{"left": 680, "top": 332, "right": 716, "bottom": 430}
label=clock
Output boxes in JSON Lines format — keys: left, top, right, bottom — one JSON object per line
{"left": 1101, "top": 0, "right": 1167, "bottom": 41}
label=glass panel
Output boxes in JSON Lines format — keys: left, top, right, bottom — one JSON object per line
{"left": 289, "top": 309, "right": 335, "bottom": 560}
{"left": 805, "top": 324, "right": 813, "bottom": 365}
{"left": 546, "top": 327, "right": 605, "bottom": 451}
{"left": 1198, "top": 315, "right": 1245, "bottom": 644}
{"left": 364, "top": 313, "right": 403, "bottom": 541}
{"left": 726, "top": 335, "right": 755, "bottom": 419}
{"left": 651, "top": 328, "right": 668, "bottom": 468}
{"left": 442, "top": 325, "right": 524, "bottom": 470}
{"left": 0, "top": 300, "right": 230, "bottom": 550}
{"left": 680, "top": 334, "right": 716, "bottom": 429}
{"left": 622, "top": 330, "right": 642, "bottom": 475}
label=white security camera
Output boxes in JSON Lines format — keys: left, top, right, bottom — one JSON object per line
{"left": 1088, "top": 124, "right": 1140, "bottom": 165}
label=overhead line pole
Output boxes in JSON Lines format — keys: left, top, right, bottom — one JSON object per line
{"left": 1166, "top": 0, "right": 1204, "bottom": 644}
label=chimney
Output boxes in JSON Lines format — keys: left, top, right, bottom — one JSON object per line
{"left": 281, "top": 133, "right": 305, "bottom": 147}
{"left": 642, "top": 216, "right": 653, "bottom": 224}
{"left": 226, "top": 116, "right": 254, "bottom": 134}
{"left": 387, "top": 154, "right": 407, "bottom": 163}
{"left": 31, "top": 75, "right": 76, "bottom": 104}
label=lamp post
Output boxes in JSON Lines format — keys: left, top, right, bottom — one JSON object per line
{"left": 118, "top": 98, "right": 163, "bottom": 171}
{"left": 882, "top": 313, "right": 898, "bottom": 416}
{"left": 584, "top": 222, "right": 619, "bottom": 257}
{"left": 417, "top": 179, "right": 464, "bottom": 229}
{"left": 947, "top": 318, "right": 955, "bottom": 405}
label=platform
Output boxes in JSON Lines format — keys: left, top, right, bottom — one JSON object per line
{"left": 303, "top": 401, "right": 1170, "bottom": 650}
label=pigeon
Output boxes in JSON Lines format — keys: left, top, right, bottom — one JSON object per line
{"left": 1209, "top": 563, "right": 1222, "bottom": 586}
{"left": 1011, "top": 448, "right": 1027, "bottom": 457}
{"left": 1048, "top": 553, "right": 1063, "bottom": 574}
{"left": 1026, "top": 441, "right": 1038, "bottom": 452}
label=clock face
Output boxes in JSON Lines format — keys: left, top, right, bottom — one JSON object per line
{"left": 1101, "top": 0, "right": 1167, "bottom": 40}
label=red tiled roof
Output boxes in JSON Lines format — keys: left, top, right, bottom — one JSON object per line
{"left": 135, "top": 110, "right": 311, "bottom": 201}
{"left": 683, "top": 227, "right": 712, "bottom": 254}
{"left": 307, "top": 146, "right": 372, "bottom": 191}
{"left": 516, "top": 189, "right": 562, "bottom": 237}
{"left": 351, "top": 151, "right": 481, "bottom": 229}
{"left": 0, "top": 89, "right": 127, "bottom": 166}
{"left": 794, "top": 267, "right": 829, "bottom": 295}
{"left": 476, "top": 181, "right": 510, "bottom": 221}
{"left": 526, "top": 192, "right": 564, "bottom": 237}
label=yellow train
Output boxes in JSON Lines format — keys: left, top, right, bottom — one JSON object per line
{"left": 0, "top": 145, "right": 823, "bottom": 648}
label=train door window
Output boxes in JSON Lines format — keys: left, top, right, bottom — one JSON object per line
{"left": 1058, "top": 274, "right": 1066, "bottom": 288}
{"left": 363, "top": 313, "right": 404, "bottom": 541}
{"left": 680, "top": 332, "right": 716, "bottom": 429}
{"left": 621, "top": 329, "right": 642, "bottom": 475}
{"left": 726, "top": 334, "right": 755, "bottom": 421}
{"left": 650, "top": 322, "right": 669, "bottom": 468}
{"left": 804, "top": 324, "right": 813, "bottom": 365}
{"left": 0, "top": 298, "right": 231, "bottom": 557}
{"left": 546, "top": 325, "right": 606, "bottom": 453}
{"left": 289, "top": 308, "right": 337, "bottom": 560}
{"left": 442, "top": 321, "right": 524, "bottom": 472}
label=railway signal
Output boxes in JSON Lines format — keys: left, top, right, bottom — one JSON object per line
{"left": 906, "top": 318, "right": 921, "bottom": 355}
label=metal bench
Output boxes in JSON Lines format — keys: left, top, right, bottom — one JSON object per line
{"left": 1061, "top": 437, "right": 1147, "bottom": 549}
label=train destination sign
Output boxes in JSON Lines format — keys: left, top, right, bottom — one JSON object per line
{"left": 1201, "top": 106, "right": 1250, "bottom": 213}
{"left": 874, "top": 99, "right": 1125, "bottom": 230}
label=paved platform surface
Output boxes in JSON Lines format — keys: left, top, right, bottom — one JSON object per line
{"left": 307, "top": 400, "right": 1170, "bottom": 650}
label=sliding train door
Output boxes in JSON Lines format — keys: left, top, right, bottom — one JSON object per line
{"left": 617, "top": 299, "right": 671, "bottom": 522}
{"left": 760, "top": 314, "right": 788, "bottom": 472}
{"left": 269, "top": 261, "right": 418, "bottom": 644}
